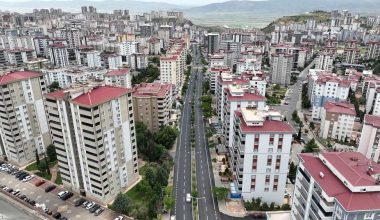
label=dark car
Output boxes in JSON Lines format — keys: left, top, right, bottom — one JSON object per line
{"left": 89, "top": 204, "right": 100, "bottom": 213}
{"left": 45, "top": 185, "right": 56, "bottom": 192}
{"left": 18, "top": 195, "right": 26, "bottom": 200}
{"left": 28, "top": 200, "right": 36, "bottom": 206}
{"left": 18, "top": 173, "right": 29, "bottom": 180}
{"left": 59, "top": 217, "right": 67, "bottom": 220}
{"left": 61, "top": 192, "right": 73, "bottom": 200}
{"left": 52, "top": 212, "right": 61, "bottom": 219}
{"left": 75, "top": 198, "right": 86, "bottom": 207}
{"left": 15, "top": 171, "right": 25, "bottom": 178}
{"left": 6, "top": 188, "right": 13, "bottom": 193}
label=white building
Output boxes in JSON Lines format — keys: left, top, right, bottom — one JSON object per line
{"left": 44, "top": 85, "right": 139, "bottom": 203}
{"left": 105, "top": 68, "right": 132, "bottom": 88}
{"left": 365, "top": 41, "right": 380, "bottom": 60}
{"left": 308, "top": 72, "right": 350, "bottom": 119}
{"left": 319, "top": 101, "right": 356, "bottom": 141}
{"left": 222, "top": 85, "right": 266, "bottom": 150}
{"left": 231, "top": 108, "right": 294, "bottom": 204}
{"left": 49, "top": 44, "right": 69, "bottom": 67}
{"left": 209, "top": 54, "right": 225, "bottom": 68}
{"left": 315, "top": 53, "right": 334, "bottom": 71}
{"left": 5, "top": 48, "right": 37, "bottom": 66}
{"left": 271, "top": 53, "right": 292, "bottom": 86}
{"left": 292, "top": 152, "right": 380, "bottom": 220}
{"left": 358, "top": 114, "right": 380, "bottom": 163}
{"left": 236, "top": 58, "right": 261, "bottom": 74}
{"left": 208, "top": 67, "right": 231, "bottom": 93}
{"left": 101, "top": 53, "right": 123, "bottom": 70}
{"left": 0, "top": 71, "right": 51, "bottom": 166}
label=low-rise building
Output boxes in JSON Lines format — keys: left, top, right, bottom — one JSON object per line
{"left": 358, "top": 114, "right": 380, "bottom": 163}
{"left": 105, "top": 68, "right": 131, "bottom": 88}
{"left": 319, "top": 101, "right": 356, "bottom": 141}
{"left": 132, "top": 83, "right": 173, "bottom": 132}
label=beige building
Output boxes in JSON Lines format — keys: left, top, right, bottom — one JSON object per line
{"left": 44, "top": 85, "right": 139, "bottom": 203}
{"left": 133, "top": 83, "right": 173, "bottom": 132}
{"left": 104, "top": 68, "right": 132, "bottom": 88}
{"left": 319, "top": 101, "right": 356, "bottom": 141}
{"left": 0, "top": 71, "right": 51, "bottom": 166}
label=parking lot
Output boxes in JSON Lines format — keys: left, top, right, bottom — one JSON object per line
{"left": 0, "top": 161, "right": 127, "bottom": 220}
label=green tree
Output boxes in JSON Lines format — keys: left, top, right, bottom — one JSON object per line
{"left": 273, "top": 84, "right": 281, "bottom": 90}
{"left": 46, "top": 144, "right": 57, "bottom": 162}
{"left": 37, "top": 160, "right": 47, "bottom": 172}
{"left": 213, "top": 187, "right": 229, "bottom": 201}
{"left": 281, "top": 203, "right": 291, "bottom": 210}
{"left": 35, "top": 150, "right": 40, "bottom": 165}
{"left": 186, "top": 54, "right": 192, "bottom": 65}
{"left": 111, "top": 193, "right": 129, "bottom": 214}
{"left": 44, "top": 154, "right": 51, "bottom": 175}
{"left": 288, "top": 162, "right": 297, "bottom": 181}
{"left": 302, "top": 139, "right": 319, "bottom": 153}
{"left": 148, "top": 56, "right": 160, "bottom": 66}
{"left": 309, "top": 122, "right": 315, "bottom": 130}
{"left": 261, "top": 202, "right": 269, "bottom": 211}
{"left": 48, "top": 81, "right": 61, "bottom": 92}
{"left": 164, "top": 196, "right": 175, "bottom": 214}
{"left": 154, "top": 126, "right": 179, "bottom": 149}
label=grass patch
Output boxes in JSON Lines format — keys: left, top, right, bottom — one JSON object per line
{"left": 55, "top": 172, "right": 62, "bottom": 185}
{"left": 35, "top": 172, "right": 52, "bottom": 181}
{"left": 25, "top": 160, "right": 57, "bottom": 171}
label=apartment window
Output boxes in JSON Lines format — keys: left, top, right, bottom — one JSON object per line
{"left": 273, "top": 175, "right": 279, "bottom": 192}
{"left": 252, "top": 155, "right": 257, "bottom": 171}
{"left": 267, "top": 155, "right": 272, "bottom": 166}
{"left": 251, "top": 175, "right": 256, "bottom": 191}
{"left": 275, "top": 155, "right": 281, "bottom": 170}
{"left": 269, "top": 134, "right": 274, "bottom": 145}
{"left": 265, "top": 175, "right": 270, "bottom": 185}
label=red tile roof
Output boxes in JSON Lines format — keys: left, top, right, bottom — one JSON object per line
{"left": 324, "top": 101, "right": 356, "bottom": 116}
{"left": 225, "top": 88, "right": 266, "bottom": 102}
{"left": 105, "top": 68, "right": 129, "bottom": 76}
{"left": 0, "top": 71, "right": 42, "bottom": 85}
{"left": 72, "top": 86, "right": 132, "bottom": 107}
{"left": 133, "top": 83, "right": 172, "bottom": 97}
{"left": 235, "top": 111, "right": 294, "bottom": 134}
{"left": 364, "top": 114, "right": 380, "bottom": 128}
{"left": 300, "top": 153, "right": 380, "bottom": 212}
{"left": 45, "top": 90, "right": 66, "bottom": 100}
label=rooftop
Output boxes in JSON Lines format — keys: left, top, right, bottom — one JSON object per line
{"left": 225, "top": 86, "right": 266, "bottom": 102}
{"left": 105, "top": 68, "right": 129, "bottom": 77}
{"left": 235, "top": 109, "right": 294, "bottom": 134}
{"left": 133, "top": 83, "right": 172, "bottom": 97}
{"left": 72, "top": 86, "right": 131, "bottom": 107}
{"left": 299, "top": 153, "right": 380, "bottom": 212}
{"left": 364, "top": 114, "right": 380, "bottom": 128}
{"left": 0, "top": 71, "right": 42, "bottom": 85}
{"left": 324, "top": 101, "right": 356, "bottom": 116}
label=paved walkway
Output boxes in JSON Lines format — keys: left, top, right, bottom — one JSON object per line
{"left": 50, "top": 163, "right": 59, "bottom": 183}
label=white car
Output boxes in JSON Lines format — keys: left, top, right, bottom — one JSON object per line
{"left": 57, "top": 191, "right": 68, "bottom": 198}
{"left": 114, "top": 216, "right": 124, "bottom": 220}
{"left": 22, "top": 175, "right": 35, "bottom": 182}
{"left": 186, "top": 193, "right": 191, "bottom": 202}
{"left": 86, "top": 202, "right": 95, "bottom": 210}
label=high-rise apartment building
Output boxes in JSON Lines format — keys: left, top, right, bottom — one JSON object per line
{"left": 343, "top": 40, "right": 360, "bottom": 64}
{"left": 231, "top": 108, "right": 294, "bottom": 204}
{"left": 222, "top": 85, "right": 266, "bottom": 150}
{"left": 0, "top": 71, "right": 51, "bottom": 166}
{"left": 292, "top": 152, "right": 380, "bottom": 220}
{"left": 315, "top": 53, "right": 334, "bottom": 71}
{"left": 308, "top": 72, "right": 350, "bottom": 119}
{"left": 270, "top": 53, "right": 292, "bottom": 86}
{"left": 365, "top": 41, "right": 380, "bottom": 60}
{"left": 206, "top": 33, "right": 220, "bottom": 55}
{"left": 132, "top": 83, "right": 173, "bottom": 132}
{"left": 44, "top": 85, "right": 139, "bottom": 203}
{"left": 49, "top": 43, "right": 69, "bottom": 67}
{"left": 104, "top": 68, "right": 132, "bottom": 88}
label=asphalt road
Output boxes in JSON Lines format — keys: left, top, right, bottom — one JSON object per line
{"left": 0, "top": 196, "right": 37, "bottom": 220}
{"left": 173, "top": 47, "right": 196, "bottom": 219}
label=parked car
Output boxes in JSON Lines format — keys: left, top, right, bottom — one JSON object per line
{"left": 61, "top": 192, "right": 73, "bottom": 201}
{"left": 34, "top": 180, "right": 46, "bottom": 187}
{"left": 86, "top": 202, "right": 95, "bottom": 210}
{"left": 94, "top": 208, "right": 104, "bottom": 216}
{"left": 114, "top": 216, "right": 124, "bottom": 220}
{"left": 52, "top": 212, "right": 61, "bottom": 219}
{"left": 22, "top": 175, "right": 35, "bottom": 182}
{"left": 74, "top": 198, "right": 86, "bottom": 207}
{"left": 57, "top": 191, "right": 68, "bottom": 198}
{"left": 89, "top": 204, "right": 100, "bottom": 213}
{"left": 45, "top": 185, "right": 56, "bottom": 192}
{"left": 81, "top": 201, "right": 89, "bottom": 208}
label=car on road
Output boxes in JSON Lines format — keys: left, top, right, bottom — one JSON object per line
{"left": 94, "top": 208, "right": 104, "bottom": 216}
{"left": 74, "top": 198, "right": 86, "bottom": 207}
{"left": 45, "top": 185, "right": 56, "bottom": 192}
{"left": 52, "top": 212, "right": 61, "bottom": 219}
{"left": 186, "top": 193, "right": 191, "bottom": 202}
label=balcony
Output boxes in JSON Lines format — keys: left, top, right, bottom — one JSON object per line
{"left": 313, "top": 190, "right": 334, "bottom": 213}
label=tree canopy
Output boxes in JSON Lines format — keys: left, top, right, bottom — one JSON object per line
{"left": 302, "top": 138, "right": 319, "bottom": 153}
{"left": 213, "top": 187, "right": 229, "bottom": 201}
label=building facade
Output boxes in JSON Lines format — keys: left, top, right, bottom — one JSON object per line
{"left": 270, "top": 53, "right": 292, "bottom": 86}
{"left": 44, "top": 85, "right": 139, "bottom": 203}
{"left": 0, "top": 71, "right": 51, "bottom": 166}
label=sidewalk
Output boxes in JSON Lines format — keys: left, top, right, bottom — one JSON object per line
{"left": 209, "top": 147, "right": 247, "bottom": 218}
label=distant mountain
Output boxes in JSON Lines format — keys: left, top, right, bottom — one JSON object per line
{"left": 0, "top": 0, "right": 186, "bottom": 13}
{"left": 184, "top": 0, "right": 380, "bottom": 28}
